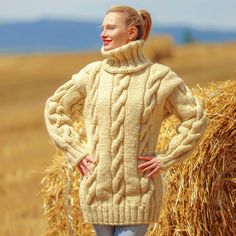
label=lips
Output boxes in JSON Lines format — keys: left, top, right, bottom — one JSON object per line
{"left": 103, "top": 39, "right": 112, "bottom": 46}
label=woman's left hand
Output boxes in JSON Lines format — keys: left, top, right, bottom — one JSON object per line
{"left": 138, "top": 156, "right": 161, "bottom": 178}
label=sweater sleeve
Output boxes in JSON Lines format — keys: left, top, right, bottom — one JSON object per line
{"left": 156, "top": 82, "right": 207, "bottom": 170}
{"left": 44, "top": 68, "right": 89, "bottom": 167}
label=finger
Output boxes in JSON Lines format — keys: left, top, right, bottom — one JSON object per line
{"left": 141, "top": 163, "right": 157, "bottom": 172}
{"left": 86, "top": 156, "right": 96, "bottom": 164}
{"left": 138, "top": 158, "right": 156, "bottom": 169}
{"left": 80, "top": 165, "right": 89, "bottom": 176}
{"left": 147, "top": 166, "right": 160, "bottom": 178}
{"left": 139, "top": 161, "right": 154, "bottom": 171}
{"left": 138, "top": 156, "right": 153, "bottom": 161}
{"left": 138, "top": 161, "right": 151, "bottom": 169}
{"left": 77, "top": 165, "right": 83, "bottom": 175}
{"left": 83, "top": 163, "right": 92, "bottom": 174}
{"left": 82, "top": 156, "right": 95, "bottom": 165}
{"left": 81, "top": 159, "right": 93, "bottom": 174}
{"left": 144, "top": 169, "right": 151, "bottom": 177}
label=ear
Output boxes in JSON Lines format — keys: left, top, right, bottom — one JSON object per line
{"left": 128, "top": 26, "right": 138, "bottom": 41}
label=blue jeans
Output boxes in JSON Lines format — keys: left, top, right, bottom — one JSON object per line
{"left": 92, "top": 224, "right": 149, "bottom": 236}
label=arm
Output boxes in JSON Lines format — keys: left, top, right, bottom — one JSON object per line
{"left": 44, "top": 69, "right": 89, "bottom": 167}
{"left": 156, "top": 82, "right": 207, "bottom": 170}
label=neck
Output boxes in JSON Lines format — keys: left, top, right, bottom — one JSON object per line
{"left": 101, "top": 40, "right": 150, "bottom": 74}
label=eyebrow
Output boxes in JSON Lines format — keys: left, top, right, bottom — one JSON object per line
{"left": 97, "top": 24, "right": 117, "bottom": 29}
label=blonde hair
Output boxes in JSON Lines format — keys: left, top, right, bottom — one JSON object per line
{"left": 106, "top": 5, "right": 152, "bottom": 41}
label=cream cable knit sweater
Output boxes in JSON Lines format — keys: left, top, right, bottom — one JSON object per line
{"left": 44, "top": 39, "right": 207, "bottom": 225}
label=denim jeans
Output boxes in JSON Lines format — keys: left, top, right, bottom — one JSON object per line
{"left": 92, "top": 224, "right": 149, "bottom": 236}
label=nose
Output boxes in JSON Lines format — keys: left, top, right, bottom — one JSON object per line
{"left": 100, "top": 29, "right": 107, "bottom": 40}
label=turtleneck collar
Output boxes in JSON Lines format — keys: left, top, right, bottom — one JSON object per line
{"left": 101, "top": 39, "right": 150, "bottom": 74}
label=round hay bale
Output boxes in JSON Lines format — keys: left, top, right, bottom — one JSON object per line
{"left": 41, "top": 80, "right": 236, "bottom": 236}
{"left": 151, "top": 80, "right": 236, "bottom": 236}
{"left": 144, "top": 35, "right": 175, "bottom": 62}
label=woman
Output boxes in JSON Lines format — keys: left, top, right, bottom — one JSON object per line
{"left": 44, "top": 5, "right": 207, "bottom": 236}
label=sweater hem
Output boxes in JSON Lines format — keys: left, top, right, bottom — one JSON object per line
{"left": 80, "top": 203, "right": 162, "bottom": 225}
{"left": 85, "top": 220, "right": 155, "bottom": 226}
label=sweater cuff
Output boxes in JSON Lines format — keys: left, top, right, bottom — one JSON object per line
{"left": 65, "top": 145, "right": 89, "bottom": 167}
{"left": 155, "top": 144, "right": 198, "bottom": 171}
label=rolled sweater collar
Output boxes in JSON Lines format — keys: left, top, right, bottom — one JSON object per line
{"left": 101, "top": 39, "right": 150, "bottom": 73}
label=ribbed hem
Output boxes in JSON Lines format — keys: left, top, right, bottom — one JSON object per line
{"left": 80, "top": 203, "right": 162, "bottom": 225}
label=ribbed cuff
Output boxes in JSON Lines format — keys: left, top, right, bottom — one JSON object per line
{"left": 65, "top": 146, "right": 89, "bottom": 168}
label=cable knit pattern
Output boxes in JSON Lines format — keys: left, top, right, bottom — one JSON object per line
{"left": 138, "top": 68, "right": 160, "bottom": 208}
{"left": 44, "top": 75, "right": 89, "bottom": 167}
{"left": 157, "top": 83, "right": 207, "bottom": 169}
{"left": 111, "top": 74, "right": 131, "bottom": 205}
{"left": 84, "top": 71, "right": 101, "bottom": 205}
{"left": 44, "top": 39, "right": 207, "bottom": 225}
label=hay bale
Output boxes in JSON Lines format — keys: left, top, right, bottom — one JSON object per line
{"left": 41, "top": 119, "right": 94, "bottom": 236}
{"left": 41, "top": 80, "right": 236, "bottom": 236}
{"left": 144, "top": 35, "right": 175, "bottom": 62}
{"left": 150, "top": 80, "right": 236, "bottom": 236}
{"left": 41, "top": 152, "right": 94, "bottom": 236}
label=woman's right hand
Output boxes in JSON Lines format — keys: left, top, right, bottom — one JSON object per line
{"left": 77, "top": 156, "right": 96, "bottom": 176}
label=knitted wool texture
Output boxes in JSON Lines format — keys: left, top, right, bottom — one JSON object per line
{"left": 44, "top": 39, "right": 207, "bottom": 225}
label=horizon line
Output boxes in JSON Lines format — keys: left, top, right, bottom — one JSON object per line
{"left": 0, "top": 17, "right": 236, "bottom": 33}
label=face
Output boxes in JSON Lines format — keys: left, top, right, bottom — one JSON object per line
{"left": 100, "top": 12, "right": 133, "bottom": 51}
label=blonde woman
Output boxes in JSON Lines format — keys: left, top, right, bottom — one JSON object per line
{"left": 44, "top": 5, "right": 206, "bottom": 236}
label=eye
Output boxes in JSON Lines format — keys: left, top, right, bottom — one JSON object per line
{"left": 108, "top": 25, "right": 116, "bottom": 30}
{"left": 99, "top": 24, "right": 116, "bottom": 32}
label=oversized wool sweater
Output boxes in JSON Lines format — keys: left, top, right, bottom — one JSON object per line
{"left": 44, "top": 39, "right": 207, "bottom": 225}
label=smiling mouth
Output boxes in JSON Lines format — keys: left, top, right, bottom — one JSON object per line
{"left": 103, "top": 40, "right": 112, "bottom": 46}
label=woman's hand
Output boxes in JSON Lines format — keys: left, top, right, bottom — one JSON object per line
{"left": 77, "top": 156, "right": 96, "bottom": 176}
{"left": 138, "top": 155, "right": 161, "bottom": 178}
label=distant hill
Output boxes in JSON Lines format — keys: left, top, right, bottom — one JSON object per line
{"left": 0, "top": 19, "right": 236, "bottom": 54}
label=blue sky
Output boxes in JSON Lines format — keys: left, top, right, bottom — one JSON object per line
{"left": 1, "top": 0, "right": 236, "bottom": 31}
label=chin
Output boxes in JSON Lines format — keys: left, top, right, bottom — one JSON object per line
{"left": 103, "top": 46, "right": 110, "bottom": 51}
{"left": 103, "top": 45, "right": 114, "bottom": 51}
